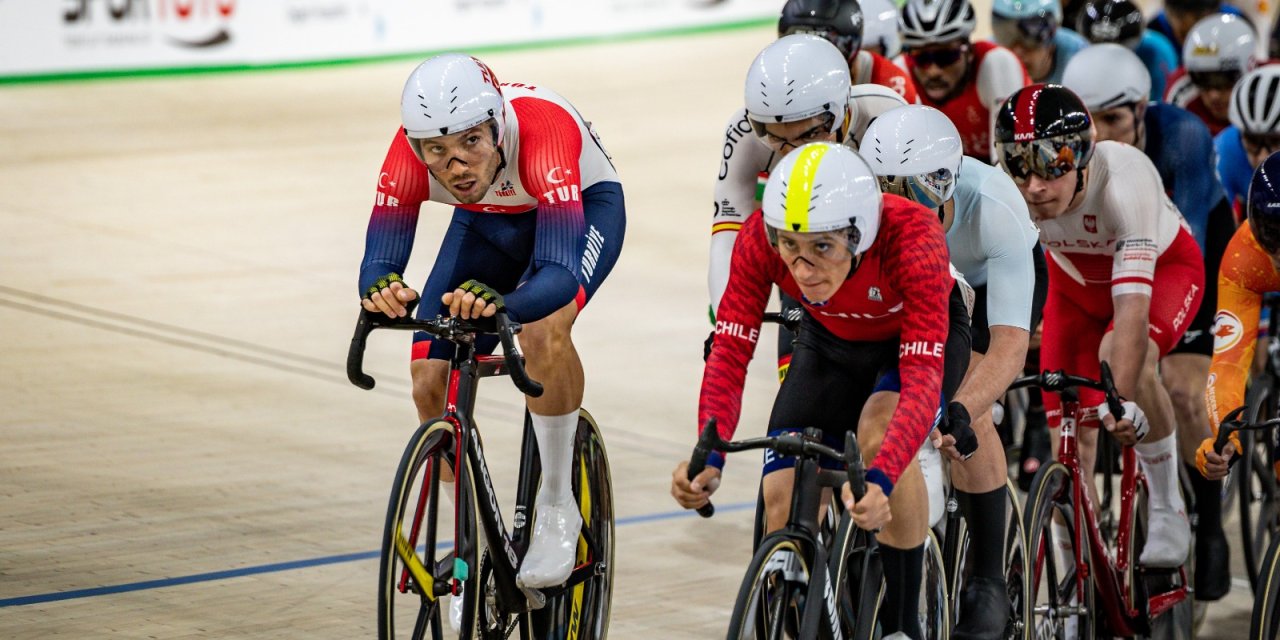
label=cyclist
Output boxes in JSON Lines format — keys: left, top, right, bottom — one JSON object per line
{"left": 862, "top": 0, "right": 907, "bottom": 67}
{"left": 863, "top": 104, "right": 1042, "bottom": 639}
{"left": 1076, "top": 0, "right": 1179, "bottom": 102}
{"left": 673, "top": 142, "right": 968, "bottom": 640}
{"left": 358, "top": 54, "right": 625, "bottom": 591}
{"left": 779, "top": 0, "right": 920, "bottom": 102}
{"left": 1201, "top": 152, "right": 1280, "bottom": 481}
{"left": 994, "top": 84, "right": 1202, "bottom": 569}
{"left": 1064, "top": 43, "right": 1236, "bottom": 601}
{"left": 708, "top": 35, "right": 907, "bottom": 350}
{"left": 1217, "top": 65, "right": 1280, "bottom": 212}
{"left": 1165, "top": 13, "right": 1259, "bottom": 135}
{"left": 991, "top": 0, "right": 1089, "bottom": 84}
{"left": 900, "top": 0, "right": 1030, "bottom": 162}
{"left": 1149, "top": 0, "right": 1248, "bottom": 64}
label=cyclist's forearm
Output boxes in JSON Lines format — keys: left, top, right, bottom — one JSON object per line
{"left": 954, "top": 325, "right": 1028, "bottom": 416}
{"left": 1109, "top": 293, "right": 1152, "bottom": 399}
{"left": 358, "top": 204, "right": 421, "bottom": 293}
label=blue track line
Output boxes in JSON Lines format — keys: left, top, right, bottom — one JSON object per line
{"left": 0, "top": 501, "right": 754, "bottom": 608}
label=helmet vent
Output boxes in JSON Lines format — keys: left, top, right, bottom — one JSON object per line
{"left": 417, "top": 94, "right": 432, "bottom": 119}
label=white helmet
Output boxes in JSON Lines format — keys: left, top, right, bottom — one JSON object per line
{"left": 847, "top": 83, "right": 910, "bottom": 148}
{"left": 900, "top": 0, "right": 978, "bottom": 49}
{"left": 1230, "top": 65, "right": 1280, "bottom": 134}
{"left": 762, "top": 142, "right": 883, "bottom": 256}
{"left": 862, "top": 0, "right": 904, "bottom": 58}
{"left": 401, "top": 54, "right": 506, "bottom": 161}
{"left": 1183, "top": 13, "right": 1258, "bottom": 74}
{"left": 745, "top": 34, "right": 852, "bottom": 138}
{"left": 1062, "top": 43, "right": 1151, "bottom": 110}
{"left": 861, "top": 105, "right": 963, "bottom": 206}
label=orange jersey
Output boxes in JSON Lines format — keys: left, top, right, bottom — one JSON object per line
{"left": 1206, "top": 221, "right": 1280, "bottom": 434}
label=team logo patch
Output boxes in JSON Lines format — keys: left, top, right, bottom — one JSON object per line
{"left": 1083, "top": 214, "right": 1097, "bottom": 234}
{"left": 1212, "top": 310, "right": 1244, "bottom": 354}
{"left": 495, "top": 179, "right": 516, "bottom": 197}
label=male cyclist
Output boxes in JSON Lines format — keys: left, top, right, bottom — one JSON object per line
{"left": 900, "top": 0, "right": 1030, "bottom": 161}
{"left": 1075, "top": 0, "right": 1179, "bottom": 101}
{"left": 780, "top": 0, "right": 920, "bottom": 102}
{"left": 1149, "top": 0, "right": 1248, "bottom": 64}
{"left": 358, "top": 54, "right": 625, "bottom": 591}
{"left": 1217, "top": 65, "right": 1280, "bottom": 211}
{"left": 994, "top": 83, "right": 1202, "bottom": 569}
{"left": 1064, "top": 43, "right": 1236, "bottom": 600}
{"left": 1165, "top": 13, "right": 1259, "bottom": 135}
{"left": 673, "top": 142, "right": 966, "bottom": 640}
{"left": 991, "top": 0, "right": 1089, "bottom": 84}
{"left": 863, "top": 104, "right": 1042, "bottom": 639}
{"left": 1201, "top": 153, "right": 1280, "bottom": 480}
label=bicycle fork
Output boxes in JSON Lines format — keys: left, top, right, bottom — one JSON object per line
{"left": 799, "top": 542, "right": 844, "bottom": 640}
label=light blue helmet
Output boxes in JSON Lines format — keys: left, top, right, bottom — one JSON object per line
{"left": 992, "top": 0, "right": 1062, "bottom": 20}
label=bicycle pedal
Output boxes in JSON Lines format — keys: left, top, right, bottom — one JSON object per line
{"left": 519, "top": 584, "right": 546, "bottom": 610}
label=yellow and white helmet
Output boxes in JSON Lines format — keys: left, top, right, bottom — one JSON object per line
{"left": 762, "top": 142, "right": 883, "bottom": 256}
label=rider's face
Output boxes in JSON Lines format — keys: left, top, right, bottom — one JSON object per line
{"left": 908, "top": 41, "right": 971, "bottom": 102}
{"left": 775, "top": 229, "right": 854, "bottom": 303}
{"left": 1016, "top": 168, "right": 1082, "bottom": 221}
{"left": 758, "top": 116, "right": 839, "bottom": 153}
{"left": 417, "top": 123, "right": 502, "bottom": 204}
{"left": 1091, "top": 106, "right": 1140, "bottom": 146}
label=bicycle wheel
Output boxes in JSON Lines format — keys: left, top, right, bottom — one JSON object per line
{"left": 1250, "top": 534, "right": 1280, "bottom": 639}
{"left": 530, "top": 409, "right": 615, "bottom": 640}
{"left": 727, "top": 534, "right": 813, "bottom": 640}
{"left": 1024, "top": 461, "right": 1095, "bottom": 640}
{"left": 379, "top": 420, "right": 481, "bottom": 640}
{"left": 1242, "top": 376, "right": 1280, "bottom": 591}
{"left": 829, "top": 513, "right": 882, "bottom": 640}
{"left": 945, "top": 481, "right": 1029, "bottom": 640}
{"left": 919, "top": 529, "right": 949, "bottom": 640}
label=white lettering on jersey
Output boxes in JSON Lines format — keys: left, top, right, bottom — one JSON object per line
{"left": 541, "top": 184, "right": 581, "bottom": 205}
{"left": 581, "top": 225, "right": 604, "bottom": 283}
{"left": 715, "top": 320, "right": 760, "bottom": 344}
{"left": 899, "top": 341, "right": 944, "bottom": 358}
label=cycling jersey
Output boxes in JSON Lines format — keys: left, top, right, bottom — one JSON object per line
{"left": 1164, "top": 70, "right": 1231, "bottom": 135}
{"left": 708, "top": 89, "right": 909, "bottom": 314}
{"left": 1137, "top": 31, "right": 1181, "bottom": 102}
{"left": 1145, "top": 103, "right": 1227, "bottom": 252}
{"left": 1043, "top": 28, "right": 1091, "bottom": 85}
{"left": 359, "top": 82, "right": 622, "bottom": 326}
{"left": 948, "top": 156, "right": 1040, "bottom": 330}
{"left": 702, "top": 196, "right": 953, "bottom": 490}
{"left": 1215, "top": 125, "right": 1253, "bottom": 213}
{"left": 1206, "top": 221, "right": 1279, "bottom": 432}
{"left": 906, "top": 41, "right": 1031, "bottom": 162}
{"left": 852, "top": 49, "right": 922, "bottom": 103}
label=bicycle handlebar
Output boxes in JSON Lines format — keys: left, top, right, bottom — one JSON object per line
{"left": 346, "top": 301, "right": 544, "bottom": 398}
{"left": 687, "top": 419, "right": 863, "bottom": 519}
{"left": 1008, "top": 362, "right": 1124, "bottom": 419}
{"left": 1213, "top": 405, "right": 1280, "bottom": 455}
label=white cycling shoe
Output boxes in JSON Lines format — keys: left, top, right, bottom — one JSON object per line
{"left": 516, "top": 500, "right": 583, "bottom": 589}
{"left": 1140, "top": 508, "right": 1191, "bottom": 568}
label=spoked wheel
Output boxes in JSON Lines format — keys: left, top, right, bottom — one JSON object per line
{"left": 1024, "top": 461, "right": 1095, "bottom": 639}
{"left": 919, "top": 529, "right": 950, "bottom": 640}
{"left": 1242, "top": 376, "right": 1280, "bottom": 591}
{"left": 530, "top": 409, "right": 615, "bottom": 639}
{"left": 945, "top": 481, "right": 1029, "bottom": 640}
{"left": 728, "top": 536, "right": 813, "bottom": 640}
{"left": 379, "top": 420, "right": 481, "bottom": 640}
{"left": 1250, "top": 535, "right": 1280, "bottom": 639}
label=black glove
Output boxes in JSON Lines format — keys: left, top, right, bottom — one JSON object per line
{"left": 703, "top": 330, "right": 715, "bottom": 362}
{"left": 942, "top": 401, "right": 979, "bottom": 460}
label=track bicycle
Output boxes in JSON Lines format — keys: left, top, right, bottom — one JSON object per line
{"left": 348, "top": 306, "right": 614, "bottom": 639}
{"left": 1015, "top": 364, "right": 1191, "bottom": 639}
{"left": 1232, "top": 292, "right": 1280, "bottom": 591}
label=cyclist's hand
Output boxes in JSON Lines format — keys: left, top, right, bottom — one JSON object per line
{"left": 442, "top": 279, "right": 504, "bottom": 320}
{"left": 671, "top": 460, "right": 721, "bottom": 510}
{"left": 843, "top": 481, "right": 891, "bottom": 531}
{"left": 362, "top": 273, "right": 419, "bottom": 318}
{"left": 937, "top": 401, "right": 978, "bottom": 461}
{"left": 1098, "top": 400, "right": 1148, "bottom": 446}
{"left": 1196, "top": 436, "right": 1236, "bottom": 480}
{"left": 929, "top": 430, "right": 965, "bottom": 462}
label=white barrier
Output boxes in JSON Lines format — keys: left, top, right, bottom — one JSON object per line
{"left": 0, "top": 0, "right": 778, "bottom": 79}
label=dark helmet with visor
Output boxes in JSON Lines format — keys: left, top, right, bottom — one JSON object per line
{"left": 779, "top": 0, "right": 866, "bottom": 62}
{"left": 1248, "top": 152, "right": 1280, "bottom": 254}
{"left": 994, "top": 83, "right": 1095, "bottom": 184}
{"left": 1077, "top": 0, "right": 1145, "bottom": 48}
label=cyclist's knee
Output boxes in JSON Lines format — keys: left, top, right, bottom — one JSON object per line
{"left": 411, "top": 359, "right": 449, "bottom": 421}
{"left": 517, "top": 303, "right": 578, "bottom": 358}
{"left": 761, "top": 470, "right": 793, "bottom": 533}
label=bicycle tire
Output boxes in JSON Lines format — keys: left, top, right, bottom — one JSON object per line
{"left": 1250, "top": 534, "right": 1280, "bottom": 639}
{"left": 379, "top": 420, "right": 482, "bottom": 640}
{"left": 920, "top": 529, "right": 949, "bottom": 640}
{"left": 1242, "top": 375, "right": 1280, "bottom": 592}
{"left": 1024, "top": 461, "right": 1095, "bottom": 640}
{"left": 530, "top": 409, "right": 615, "bottom": 640}
{"left": 829, "top": 513, "right": 882, "bottom": 640}
{"left": 727, "top": 534, "right": 813, "bottom": 640}
{"left": 944, "top": 480, "right": 1028, "bottom": 640}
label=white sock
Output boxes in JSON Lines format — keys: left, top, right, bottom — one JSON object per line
{"left": 1135, "top": 434, "right": 1186, "bottom": 514}
{"left": 531, "top": 410, "right": 578, "bottom": 505}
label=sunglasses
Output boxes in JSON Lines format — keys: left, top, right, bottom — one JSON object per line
{"left": 1188, "top": 70, "right": 1243, "bottom": 91}
{"left": 1243, "top": 133, "right": 1280, "bottom": 157}
{"left": 910, "top": 44, "right": 968, "bottom": 68}
{"left": 998, "top": 136, "right": 1089, "bottom": 183}
{"left": 992, "top": 15, "right": 1057, "bottom": 47}
{"left": 878, "top": 169, "right": 955, "bottom": 209}
{"left": 751, "top": 113, "right": 836, "bottom": 152}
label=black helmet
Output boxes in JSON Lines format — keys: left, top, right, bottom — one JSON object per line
{"left": 995, "top": 84, "right": 1095, "bottom": 182}
{"left": 1077, "top": 0, "right": 1145, "bottom": 49}
{"left": 779, "top": 0, "right": 865, "bottom": 62}
{"left": 1163, "top": 0, "right": 1222, "bottom": 12}
{"left": 1248, "top": 152, "right": 1280, "bottom": 253}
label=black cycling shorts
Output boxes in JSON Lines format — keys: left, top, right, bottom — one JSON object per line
{"left": 1170, "top": 198, "right": 1234, "bottom": 357}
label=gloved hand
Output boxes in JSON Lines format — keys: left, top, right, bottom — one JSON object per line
{"left": 939, "top": 401, "right": 979, "bottom": 460}
{"left": 1097, "top": 399, "right": 1149, "bottom": 444}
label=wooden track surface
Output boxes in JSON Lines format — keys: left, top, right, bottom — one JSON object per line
{"left": 0, "top": 24, "right": 1257, "bottom": 638}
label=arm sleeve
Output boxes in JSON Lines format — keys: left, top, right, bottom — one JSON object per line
{"left": 1108, "top": 151, "right": 1164, "bottom": 297}
{"left": 978, "top": 176, "right": 1039, "bottom": 330}
{"left": 710, "top": 110, "right": 773, "bottom": 316}
{"left": 358, "top": 130, "right": 433, "bottom": 293}
{"left": 1207, "top": 225, "right": 1266, "bottom": 434}
{"left": 507, "top": 97, "right": 587, "bottom": 323}
{"left": 977, "top": 47, "right": 1031, "bottom": 163}
{"left": 1164, "top": 112, "right": 1224, "bottom": 252}
{"left": 1216, "top": 127, "right": 1252, "bottom": 211}
{"left": 871, "top": 206, "right": 954, "bottom": 486}
{"left": 699, "top": 216, "right": 778, "bottom": 449}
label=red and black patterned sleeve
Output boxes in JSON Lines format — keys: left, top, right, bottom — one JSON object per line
{"left": 868, "top": 198, "right": 953, "bottom": 491}
{"left": 697, "top": 214, "right": 780, "bottom": 466}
